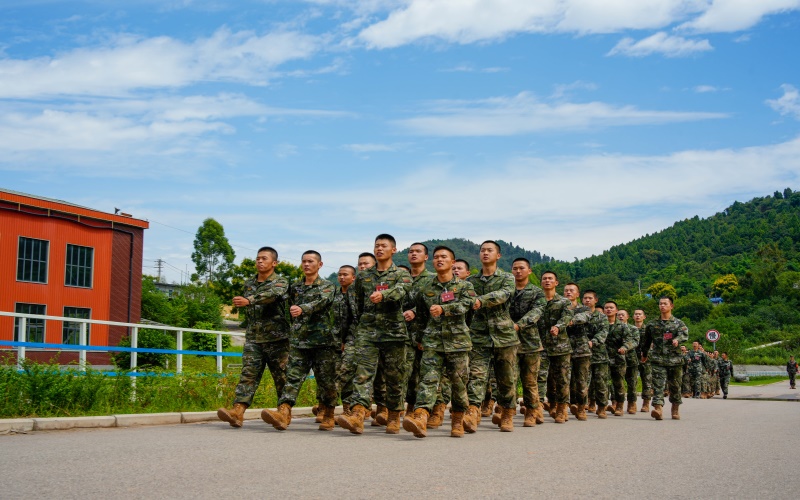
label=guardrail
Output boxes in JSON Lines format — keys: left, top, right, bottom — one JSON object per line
{"left": 0, "top": 311, "right": 244, "bottom": 374}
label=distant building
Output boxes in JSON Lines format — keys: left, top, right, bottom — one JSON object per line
{"left": 0, "top": 188, "right": 148, "bottom": 365}
{"left": 153, "top": 282, "right": 183, "bottom": 299}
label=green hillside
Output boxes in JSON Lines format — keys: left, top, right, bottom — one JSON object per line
{"left": 394, "top": 237, "right": 554, "bottom": 272}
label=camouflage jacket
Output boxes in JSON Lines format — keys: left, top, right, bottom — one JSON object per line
{"left": 606, "top": 321, "right": 639, "bottom": 366}
{"left": 411, "top": 275, "right": 476, "bottom": 353}
{"left": 241, "top": 273, "right": 290, "bottom": 343}
{"left": 704, "top": 355, "right": 718, "bottom": 374}
{"left": 353, "top": 262, "right": 412, "bottom": 343}
{"left": 641, "top": 315, "right": 690, "bottom": 366}
{"left": 567, "top": 304, "right": 593, "bottom": 358}
{"left": 404, "top": 269, "right": 433, "bottom": 345}
{"left": 634, "top": 325, "right": 647, "bottom": 357}
{"left": 289, "top": 276, "right": 336, "bottom": 349}
{"left": 688, "top": 350, "right": 708, "bottom": 373}
{"left": 509, "top": 283, "right": 546, "bottom": 353}
{"left": 718, "top": 359, "right": 733, "bottom": 377}
{"left": 467, "top": 269, "right": 519, "bottom": 348}
{"left": 331, "top": 286, "right": 356, "bottom": 345}
{"left": 586, "top": 310, "right": 610, "bottom": 364}
{"left": 538, "top": 293, "right": 574, "bottom": 356}
{"left": 787, "top": 360, "right": 798, "bottom": 375}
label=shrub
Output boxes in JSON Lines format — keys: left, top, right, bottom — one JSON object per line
{"left": 111, "top": 328, "right": 175, "bottom": 369}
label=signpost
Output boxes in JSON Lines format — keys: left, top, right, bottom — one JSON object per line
{"left": 706, "top": 329, "right": 720, "bottom": 351}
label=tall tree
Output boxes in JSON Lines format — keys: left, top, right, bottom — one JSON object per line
{"left": 191, "top": 218, "right": 235, "bottom": 290}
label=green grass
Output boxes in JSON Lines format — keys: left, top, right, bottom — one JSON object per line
{"left": 730, "top": 375, "right": 789, "bottom": 386}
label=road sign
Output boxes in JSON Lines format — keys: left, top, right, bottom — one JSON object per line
{"left": 706, "top": 329, "right": 720, "bottom": 343}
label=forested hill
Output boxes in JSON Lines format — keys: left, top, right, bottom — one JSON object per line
{"left": 394, "top": 238, "right": 554, "bottom": 272}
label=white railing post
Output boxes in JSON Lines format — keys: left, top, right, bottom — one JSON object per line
{"left": 79, "top": 322, "right": 87, "bottom": 372}
{"left": 130, "top": 326, "right": 138, "bottom": 394}
{"left": 216, "top": 333, "right": 223, "bottom": 373}
{"left": 176, "top": 330, "right": 183, "bottom": 374}
{"left": 17, "top": 317, "right": 27, "bottom": 370}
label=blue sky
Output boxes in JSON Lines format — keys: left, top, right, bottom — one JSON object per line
{"left": 2, "top": 0, "right": 800, "bottom": 283}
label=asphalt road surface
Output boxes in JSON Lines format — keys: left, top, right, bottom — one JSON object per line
{"left": 3, "top": 386, "right": 799, "bottom": 499}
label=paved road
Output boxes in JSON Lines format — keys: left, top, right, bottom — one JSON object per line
{"left": 3, "top": 383, "right": 799, "bottom": 499}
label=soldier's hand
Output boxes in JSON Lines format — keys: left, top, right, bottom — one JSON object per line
{"left": 403, "top": 310, "right": 416, "bottom": 321}
{"left": 619, "top": 347, "right": 626, "bottom": 355}
{"left": 514, "top": 323, "right": 520, "bottom": 332}
{"left": 430, "top": 305, "right": 444, "bottom": 317}
{"left": 370, "top": 291, "right": 384, "bottom": 304}
{"left": 588, "top": 341, "right": 593, "bottom": 348}
{"left": 550, "top": 326, "right": 559, "bottom": 336}
{"left": 473, "top": 299, "right": 482, "bottom": 310}
{"left": 289, "top": 305, "right": 303, "bottom": 318}
{"left": 232, "top": 296, "right": 250, "bottom": 307}
{"left": 672, "top": 339, "right": 678, "bottom": 347}
{"left": 642, "top": 356, "right": 648, "bottom": 363}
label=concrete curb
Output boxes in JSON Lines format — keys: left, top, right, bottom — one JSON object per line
{"left": 115, "top": 412, "right": 182, "bottom": 427}
{"left": 0, "top": 419, "right": 34, "bottom": 433}
{"left": 33, "top": 416, "right": 116, "bottom": 431}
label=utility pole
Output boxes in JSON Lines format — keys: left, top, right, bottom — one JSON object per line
{"left": 155, "top": 259, "right": 164, "bottom": 283}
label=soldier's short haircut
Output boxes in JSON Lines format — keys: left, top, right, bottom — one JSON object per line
{"left": 302, "top": 250, "right": 322, "bottom": 261}
{"left": 455, "top": 258, "right": 471, "bottom": 269}
{"left": 339, "top": 265, "right": 356, "bottom": 274}
{"left": 541, "top": 270, "right": 558, "bottom": 280}
{"left": 358, "top": 252, "right": 377, "bottom": 263}
{"left": 634, "top": 308, "right": 646, "bottom": 314}
{"left": 410, "top": 242, "right": 429, "bottom": 255}
{"left": 375, "top": 233, "right": 397, "bottom": 246}
{"left": 512, "top": 257, "right": 531, "bottom": 268}
{"left": 433, "top": 245, "right": 455, "bottom": 259}
{"left": 565, "top": 282, "right": 580, "bottom": 292}
{"left": 257, "top": 246, "right": 278, "bottom": 260}
{"left": 659, "top": 296, "right": 674, "bottom": 304}
{"left": 722, "top": 351, "right": 728, "bottom": 355}
{"left": 398, "top": 265, "right": 410, "bottom": 272}
{"left": 480, "top": 240, "right": 502, "bottom": 253}
{"left": 604, "top": 300, "right": 618, "bottom": 308}
{"left": 583, "top": 289, "right": 598, "bottom": 300}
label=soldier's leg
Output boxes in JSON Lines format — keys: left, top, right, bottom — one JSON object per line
{"left": 682, "top": 369, "right": 692, "bottom": 395}
{"left": 349, "top": 340, "right": 380, "bottom": 409}
{"left": 338, "top": 341, "right": 356, "bottom": 403}
{"left": 403, "top": 346, "right": 422, "bottom": 409}
{"left": 414, "top": 349, "right": 444, "bottom": 412}
{"left": 573, "top": 357, "right": 591, "bottom": 405}
{"left": 483, "top": 365, "right": 496, "bottom": 404}
{"left": 592, "top": 363, "right": 609, "bottom": 406}
{"left": 492, "top": 345, "right": 518, "bottom": 408}
{"left": 691, "top": 370, "right": 702, "bottom": 396}
{"left": 263, "top": 339, "right": 290, "bottom": 401}
{"left": 435, "top": 363, "right": 452, "bottom": 406}
{"left": 569, "top": 357, "right": 579, "bottom": 404}
{"left": 467, "top": 345, "right": 492, "bottom": 407}
{"left": 720, "top": 375, "right": 729, "bottom": 397}
{"left": 610, "top": 363, "right": 626, "bottom": 403}
{"left": 667, "top": 365, "right": 683, "bottom": 406}
{"left": 278, "top": 347, "right": 313, "bottom": 407}
{"left": 518, "top": 352, "right": 541, "bottom": 410}
{"left": 381, "top": 342, "right": 408, "bottom": 412}
{"left": 446, "top": 352, "right": 470, "bottom": 413}
{"left": 233, "top": 340, "right": 269, "bottom": 406}
{"left": 538, "top": 354, "right": 549, "bottom": 404}
{"left": 373, "top": 358, "right": 387, "bottom": 408}
{"left": 310, "top": 347, "right": 340, "bottom": 408}
{"left": 549, "top": 353, "right": 571, "bottom": 404}
{"left": 638, "top": 361, "right": 653, "bottom": 400}
{"left": 625, "top": 357, "right": 639, "bottom": 404}
{"left": 651, "top": 364, "right": 667, "bottom": 407}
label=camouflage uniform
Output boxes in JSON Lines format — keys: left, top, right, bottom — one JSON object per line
{"left": 717, "top": 358, "right": 733, "bottom": 397}
{"left": 333, "top": 286, "right": 357, "bottom": 403}
{"left": 466, "top": 269, "right": 520, "bottom": 409}
{"left": 587, "top": 311, "right": 610, "bottom": 406}
{"left": 403, "top": 269, "right": 432, "bottom": 409}
{"left": 635, "top": 324, "right": 653, "bottom": 401}
{"left": 233, "top": 274, "right": 290, "bottom": 406}
{"left": 349, "top": 263, "right": 412, "bottom": 412}
{"left": 688, "top": 350, "right": 707, "bottom": 396}
{"left": 539, "top": 293, "right": 574, "bottom": 405}
{"left": 681, "top": 352, "right": 692, "bottom": 395}
{"left": 606, "top": 321, "right": 638, "bottom": 404}
{"left": 510, "top": 283, "right": 546, "bottom": 411}
{"left": 641, "top": 316, "right": 690, "bottom": 406}
{"left": 623, "top": 324, "right": 641, "bottom": 404}
{"left": 787, "top": 359, "right": 798, "bottom": 389}
{"left": 279, "top": 277, "right": 338, "bottom": 408}
{"left": 411, "top": 275, "right": 475, "bottom": 412}
{"left": 568, "top": 305, "right": 593, "bottom": 406}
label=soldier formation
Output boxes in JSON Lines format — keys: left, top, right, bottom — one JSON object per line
{"left": 217, "top": 235, "right": 728, "bottom": 438}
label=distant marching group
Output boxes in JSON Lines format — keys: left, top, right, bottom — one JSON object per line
{"left": 216, "top": 234, "right": 731, "bottom": 438}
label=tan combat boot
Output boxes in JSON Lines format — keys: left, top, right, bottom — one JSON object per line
{"left": 372, "top": 405, "right": 388, "bottom": 426}
{"left": 534, "top": 406, "right": 544, "bottom": 425}
{"left": 385, "top": 410, "right": 402, "bottom": 434}
{"left": 596, "top": 405, "right": 607, "bottom": 419}
{"left": 402, "top": 408, "right": 429, "bottom": 438}
{"left": 336, "top": 404, "right": 367, "bottom": 434}
{"left": 404, "top": 403, "right": 414, "bottom": 418}
{"left": 523, "top": 407, "right": 536, "bottom": 427}
{"left": 542, "top": 401, "right": 550, "bottom": 412}
{"left": 451, "top": 411, "right": 465, "bottom": 437}
{"left": 481, "top": 399, "right": 495, "bottom": 418}
{"left": 554, "top": 403, "right": 566, "bottom": 424}
{"left": 549, "top": 403, "right": 559, "bottom": 420}
{"left": 428, "top": 403, "right": 446, "bottom": 428}
{"left": 463, "top": 405, "right": 480, "bottom": 433}
{"left": 587, "top": 400, "right": 596, "bottom": 413}
{"left": 606, "top": 403, "right": 615, "bottom": 413}
{"left": 312, "top": 404, "right": 323, "bottom": 423}
{"left": 492, "top": 408, "right": 502, "bottom": 426}
{"left": 613, "top": 401, "right": 624, "bottom": 416}
{"left": 319, "top": 404, "right": 336, "bottom": 431}
{"left": 651, "top": 404, "right": 663, "bottom": 420}
{"left": 342, "top": 403, "right": 351, "bottom": 415}
{"left": 499, "top": 407, "right": 515, "bottom": 432}
{"left": 640, "top": 398, "right": 650, "bottom": 413}
{"left": 671, "top": 403, "right": 680, "bottom": 420}
{"left": 575, "top": 404, "right": 587, "bottom": 421}
{"left": 569, "top": 404, "right": 578, "bottom": 416}
{"left": 217, "top": 403, "right": 247, "bottom": 428}
{"left": 627, "top": 401, "right": 637, "bottom": 414}
{"left": 261, "top": 403, "right": 292, "bottom": 431}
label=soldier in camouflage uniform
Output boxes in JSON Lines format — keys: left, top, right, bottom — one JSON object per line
{"left": 403, "top": 246, "right": 476, "bottom": 438}
{"left": 681, "top": 345, "right": 692, "bottom": 397}
{"left": 218, "top": 247, "right": 290, "bottom": 428}
{"left": 401, "top": 243, "right": 433, "bottom": 423}
{"left": 787, "top": 355, "right": 798, "bottom": 389}
{"left": 718, "top": 351, "right": 733, "bottom": 398}
{"left": 463, "top": 241, "right": 520, "bottom": 433}
{"left": 337, "top": 234, "right": 413, "bottom": 435}
{"left": 617, "top": 310, "right": 641, "bottom": 413}
{"left": 262, "top": 251, "right": 338, "bottom": 431}
{"left": 539, "top": 271, "right": 574, "bottom": 423}
{"left": 564, "top": 283, "right": 593, "bottom": 421}
{"left": 434, "top": 258, "right": 472, "bottom": 410}
{"left": 641, "top": 296, "right": 689, "bottom": 420}
{"left": 604, "top": 302, "right": 638, "bottom": 416}
{"left": 633, "top": 309, "right": 653, "bottom": 413}
{"left": 688, "top": 341, "right": 707, "bottom": 398}
{"left": 582, "top": 290, "right": 610, "bottom": 418}
{"left": 509, "top": 258, "right": 546, "bottom": 427}
{"left": 333, "top": 265, "right": 358, "bottom": 414}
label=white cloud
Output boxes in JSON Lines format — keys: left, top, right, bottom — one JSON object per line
{"left": 607, "top": 31, "right": 712, "bottom": 57}
{"left": 393, "top": 91, "right": 727, "bottom": 136}
{"left": 342, "top": 143, "right": 399, "bottom": 152}
{"left": 694, "top": 85, "right": 722, "bottom": 93}
{"left": 679, "top": 0, "right": 800, "bottom": 33}
{"left": 767, "top": 84, "right": 800, "bottom": 119}
{"left": 551, "top": 80, "right": 598, "bottom": 100}
{"left": 0, "top": 27, "right": 321, "bottom": 98}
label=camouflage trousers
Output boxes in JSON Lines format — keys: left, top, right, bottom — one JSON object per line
{"left": 638, "top": 360, "right": 653, "bottom": 399}
{"left": 467, "top": 345, "right": 518, "bottom": 408}
{"left": 337, "top": 340, "right": 356, "bottom": 403}
{"left": 682, "top": 369, "right": 692, "bottom": 394}
{"left": 403, "top": 345, "right": 423, "bottom": 407}
{"left": 518, "top": 351, "right": 541, "bottom": 410}
{"left": 416, "top": 350, "right": 470, "bottom": 412}
{"left": 484, "top": 365, "right": 498, "bottom": 403}
{"left": 349, "top": 340, "right": 407, "bottom": 411}
{"left": 546, "top": 353, "right": 571, "bottom": 404}
{"left": 652, "top": 363, "right": 683, "bottom": 406}
{"left": 538, "top": 354, "right": 549, "bottom": 403}
{"left": 689, "top": 369, "right": 703, "bottom": 395}
{"left": 569, "top": 355, "right": 591, "bottom": 405}
{"left": 373, "top": 359, "right": 388, "bottom": 407}
{"left": 625, "top": 356, "right": 639, "bottom": 403}
{"left": 279, "top": 345, "right": 339, "bottom": 408}
{"left": 435, "top": 364, "right": 452, "bottom": 405}
{"left": 609, "top": 362, "right": 627, "bottom": 403}
{"left": 589, "top": 362, "right": 609, "bottom": 405}
{"left": 233, "top": 339, "right": 289, "bottom": 406}
{"left": 720, "top": 375, "right": 730, "bottom": 396}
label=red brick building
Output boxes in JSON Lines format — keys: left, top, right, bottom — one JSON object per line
{"left": 0, "top": 189, "right": 148, "bottom": 365}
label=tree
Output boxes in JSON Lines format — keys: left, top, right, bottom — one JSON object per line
{"left": 647, "top": 282, "right": 677, "bottom": 302}
{"left": 191, "top": 218, "right": 235, "bottom": 294}
{"left": 712, "top": 274, "right": 739, "bottom": 298}
{"left": 675, "top": 293, "right": 713, "bottom": 322}
{"left": 275, "top": 261, "right": 303, "bottom": 281}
